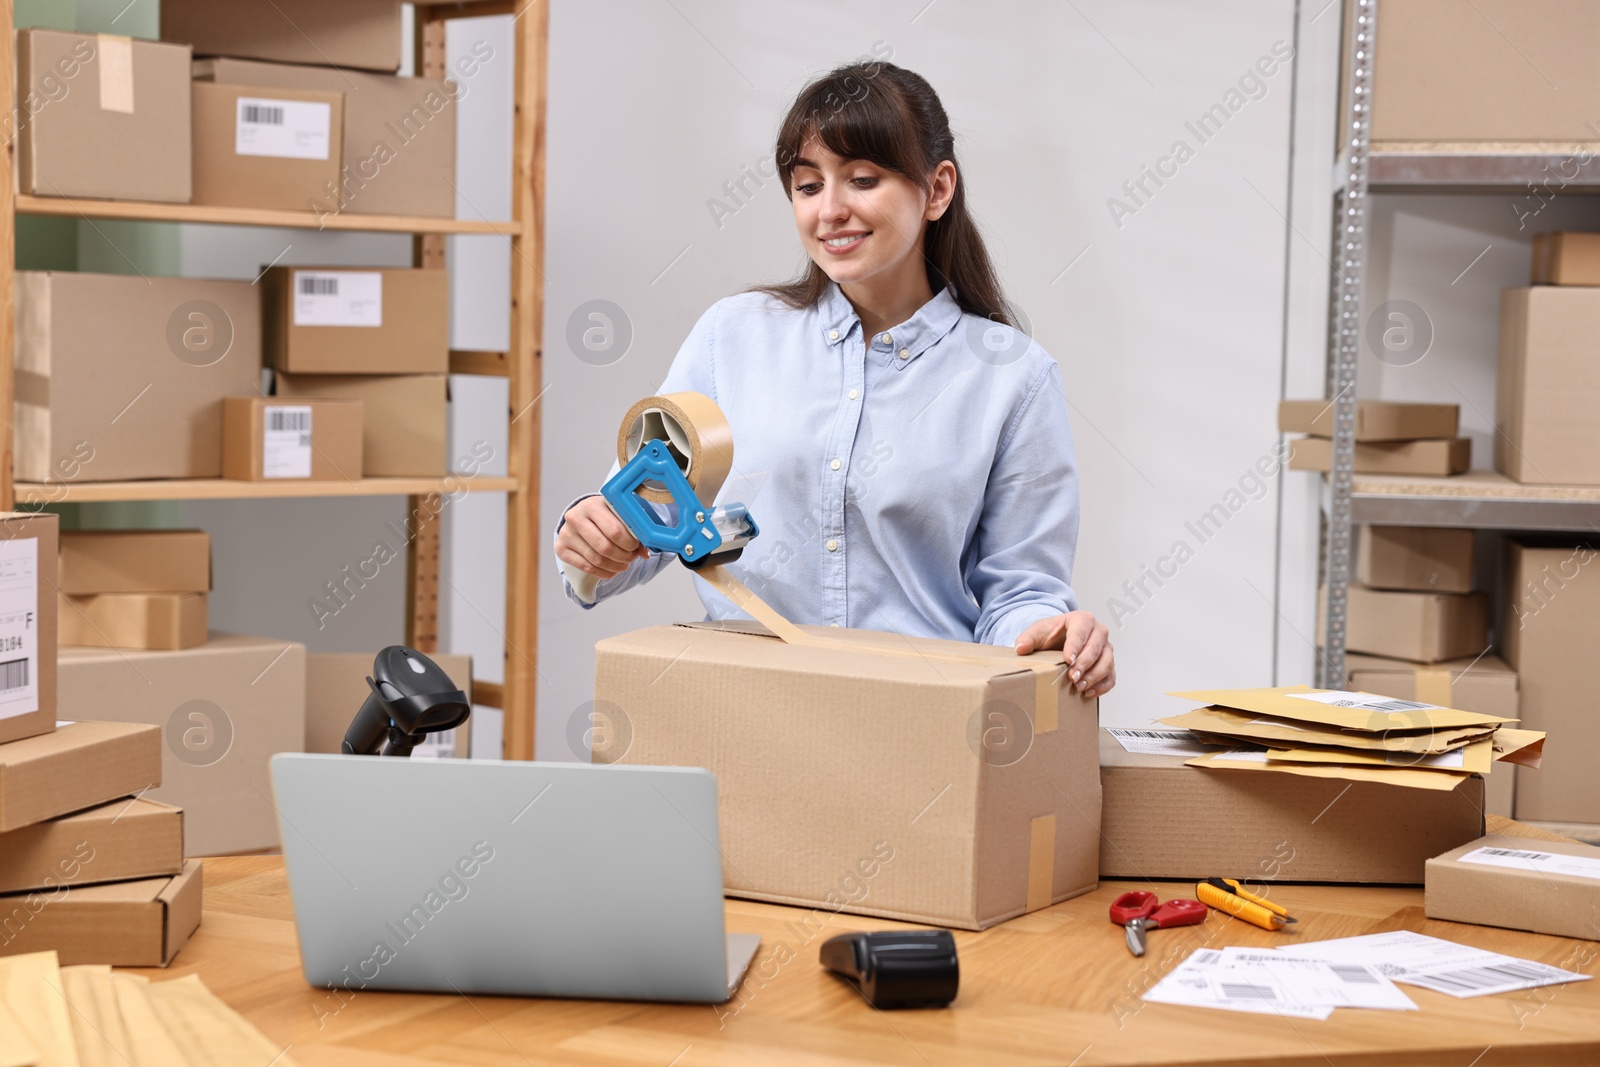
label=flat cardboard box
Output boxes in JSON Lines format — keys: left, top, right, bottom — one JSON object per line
{"left": 305, "top": 652, "right": 472, "bottom": 758}
{"left": 161, "top": 0, "right": 402, "bottom": 72}
{"left": 1426, "top": 834, "right": 1600, "bottom": 942}
{"left": 0, "top": 860, "right": 201, "bottom": 966}
{"left": 0, "top": 721, "right": 161, "bottom": 833}
{"left": 15, "top": 271, "right": 262, "bottom": 482}
{"left": 1504, "top": 541, "right": 1600, "bottom": 822}
{"left": 15, "top": 30, "right": 192, "bottom": 202}
{"left": 0, "top": 513, "right": 57, "bottom": 746}
{"left": 1288, "top": 436, "right": 1471, "bottom": 477}
{"left": 192, "top": 82, "right": 343, "bottom": 213}
{"left": 1278, "top": 400, "right": 1459, "bottom": 441}
{"left": 1356, "top": 524, "right": 1475, "bottom": 594}
{"left": 275, "top": 373, "right": 446, "bottom": 476}
{"left": 262, "top": 267, "right": 449, "bottom": 375}
{"left": 221, "top": 396, "right": 363, "bottom": 481}
{"left": 58, "top": 634, "right": 306, "bottom": 856}
{"left": 598, "top": 621, "right": 1100, "bottom": 931}
{"left": 1532, "top": 233, "right": 1600, "bottom": 286}
{"left": 0, "top": 797, "right": 183, "bottom": 895}
{"left": 1322, "top": 584, "right": 1489, "bottom": 664}
{"left": 195, "top": 58, "right": 456, "bottom": 218}
{"left": 59, "top": 592, "right": 208, "bottom": 651}
{"left": 1100, "top": 731, "right": 1485, "bottom": 883}
{"left": 58, "top": 529, "right": 211, "bottom": 595}
{"left": 1497, "top": 287, "right": 1600, "bottom": 485}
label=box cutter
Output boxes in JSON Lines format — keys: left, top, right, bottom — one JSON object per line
{"left": 819, "top": 930, "right": 960, "bottom": 1009}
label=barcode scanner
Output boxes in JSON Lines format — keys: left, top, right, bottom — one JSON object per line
{"left": 341, "top": 646, "right": 470, "bottom": 757}
{"left": 820, "top": 930, "right": 960, "bottom": 1009}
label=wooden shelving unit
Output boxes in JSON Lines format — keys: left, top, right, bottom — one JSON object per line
{"left": 0, "top": 0, "right": 547, "bottom": 758}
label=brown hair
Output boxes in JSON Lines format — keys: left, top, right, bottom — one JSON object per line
{"left": 754, "top": 61, "right": 1015, "bottom": 328}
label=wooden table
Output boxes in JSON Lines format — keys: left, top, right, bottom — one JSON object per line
{"left": 133, "top": 856, "right": 1600, "bottom": 1066}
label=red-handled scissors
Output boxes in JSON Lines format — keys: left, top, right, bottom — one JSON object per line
{"left": 1109, "top": 891, "right": 1207, "bottom": 957}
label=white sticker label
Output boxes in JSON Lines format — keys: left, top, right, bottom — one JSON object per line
{"left": 1213, "top": 749, "right": 1272, "bottom": 763}
{"left": 411, "top": 728, "right": 458, "bottom": 759}
{"left": 292, "top": 271, "right": 383, "bottom": 328}
{"left": 1285, "top": 690, "right": 1443, "bottom": 714}
{"left": 1107, "top": 727, "right": 1216, "bottom": 756}
{"left": 1457, "top": 846, "right": 1600, "bottom": 883}
{"left": 0, "top": 538, "right": 39, "bottom": 721}
{"left": 262, "top": 405, "right": 313, "bottom": 479}
{"left": 236, "top": 97, "right": 331, "bottom": 160}
{"left": 1383, "top": 747, "right": 1465, "bottom": 769}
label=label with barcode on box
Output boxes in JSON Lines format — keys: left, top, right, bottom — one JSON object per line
{"left": 1106, "top": 727, "right": 1216, "bottom": 756}
{"left": 1458, "top": 845, "right": 1600, "bottom": 882}
{"left": 1285, "top": 690, "right": 1442, "bottom": 714}
{"left": 292, "top": 271, "right": 383, "bottom": 328}
{"left": 0, "top": 537, "right": 38, "bottom": 720}
{"left": 236, "top": 96, "right": 331, "bottom": 160}
{"left": 263, "top": 405, "right": 313, "bottom": 479}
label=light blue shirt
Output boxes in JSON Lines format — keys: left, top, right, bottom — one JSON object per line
{"left": 558, "top": 282, "right": 1080, "bottom": 647}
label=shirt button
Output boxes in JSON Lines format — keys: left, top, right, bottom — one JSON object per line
{"left": 881, "top": 333, "right": 893, "bottom": 345}
{"left": 826, "top": 539, "right": 839, "bottom": 552}
{"left": 829, "top": 458, "right": 841, "bottom": 471}
{"left": 848, "top": 388, "right": 858, "bottom": 400}
{"left": 898, "top": 349, "right": 910, "bottom": 360}
{"left": 828, "top": 329, "right": 839, "bottom": 340}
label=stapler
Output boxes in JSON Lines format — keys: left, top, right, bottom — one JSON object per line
{"left": 819, "top": 930, "right": 960, "bottom": 1009}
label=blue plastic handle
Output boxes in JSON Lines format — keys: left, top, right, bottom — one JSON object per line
{"left": 600, "top": 440, "right": 724, "bottom": 562}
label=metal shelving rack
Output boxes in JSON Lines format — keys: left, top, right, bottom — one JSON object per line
{"left": 0, "top": 0, "right": 547, "bottom": 757}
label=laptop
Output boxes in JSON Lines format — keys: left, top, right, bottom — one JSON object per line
{"left": 269, "top": 754, "right": 760, "bottom": 1003}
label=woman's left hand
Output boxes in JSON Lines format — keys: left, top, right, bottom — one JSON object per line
{"left": 1015, "top": 611, "right": 1115, "bottom": 698}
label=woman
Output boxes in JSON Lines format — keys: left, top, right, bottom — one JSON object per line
{"left": 555, "top": 61, "right": 1115, "bottom": 698}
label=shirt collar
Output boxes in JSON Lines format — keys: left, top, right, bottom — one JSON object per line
{"left": 819, "top": 282, "right": 964, "bottom": 369}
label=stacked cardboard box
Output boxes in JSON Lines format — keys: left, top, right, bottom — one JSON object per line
{"left": 1319, "top": 526, "right": 1489, "bottom": 663}
{"left": 222, "top": 396, "right": 364, "bottom": 481}
{"left": 1281, "top": 401, "right": 1469, "bottom": 476}
{"left": 58, "top": 530, "right": 211, "bottom": 650}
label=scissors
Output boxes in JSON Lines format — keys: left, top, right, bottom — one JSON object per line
{"left": 1109, "top": 891, "right": 1207, "bottom": 957}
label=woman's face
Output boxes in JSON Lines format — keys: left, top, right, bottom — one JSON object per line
{"left": 789, "top": 136, "right": 953, "bottom": 291}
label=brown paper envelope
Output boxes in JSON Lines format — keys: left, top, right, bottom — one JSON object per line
{"left": 1491, "top": 728, "right": 1546, "bottom": 769}
{"left": 1184, "top": 749, "right": 1473, "bottom": 791}
{"left": 1169, "top": 685, "right": 1515, "bottom": 732}
{"left": 1160, "top": 706, "right": 1491, "bottom": 753}
{"left": 0, "top": 952, "right": 77, "bottom": 1067}
{"left": 1263, "top": 737, "right": 1495, "bottom": 774}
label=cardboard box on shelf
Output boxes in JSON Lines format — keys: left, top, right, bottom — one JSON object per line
{"left": 0, "top": 797, "right": 183, "bottom": 895}
{"left": 0, "top": 513, "right": 57, "bottom": 747}
{"left": 59, "top": 530, "right": 210, "bottom": 596}
{"left": 1099, "top": 731, "right": 1485, "bottom": 883}
{"left": 0, "top": 721, "right": 161, "bottom": 832}
{"left": 15, "top": 30, "right": 192, "bottom": 202}
{"left": 0, "top": 860, "right": 201, "bottom": 966}
{"left": 1288, "top": 436, "right": 1471, "bottom": 477}
{"left": 57, "top": 634, "right": 306, "bottom": 856}
{"left": 274, "top": 374, "right": 446, "bottom": 476}
{"left": 1278, "top": 400, "right": 1459, "bottom": 441}
{"left": 1321, "top": 585, "right": 1489, "bottom": 664}
{"left": 59, "top": 592, "right": 207, "bottom": 651}
{"left": 1532, "top": 233, "right": 1600, "bottom": 286}
{"left": 1497, "top": 287, "right": 1600, "bottom": 485}
{"left": 1426, "top": 834, "right": 1600, "bottom": 942}
{"left": 1356, "top": 524, "right": 1475, "bottom": 594}
{"left": 191, "top": 82, "right": 344, "bottom": 213}
{"left": 162, "top": 0, "right": 402, "bottom": 72}
{"left": 195, "top": 58, "right": 456, "bottom": 218}
{"left": 15, "top": 272, "right": 261, "bottom": 482}
{"left": 598, "top": 621, "right": 1099, "bottom": 931}
{"left": 262, "top": 267, "right": 448, "bottom": 375}
{"left": 221, "top": 397, "right": 363, "bottom": 481}
{"left": 305, "top": 652, "right": 472, "bottom": 757}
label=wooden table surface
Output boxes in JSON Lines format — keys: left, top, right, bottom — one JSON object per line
{"left": 128, "top": 856, "right": 1600, "bottom": 1066}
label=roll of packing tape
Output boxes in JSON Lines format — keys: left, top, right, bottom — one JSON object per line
{"left": 615, "top": 392, "right": 735, "bottom": 504}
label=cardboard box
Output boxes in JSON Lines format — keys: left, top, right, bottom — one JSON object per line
{"left": 1504, "top": 541, "right": 1600, "bottom": 822}
{"left": 0, "top": 860, "right": 201, "bottom": 966}
{"left": 221, "top": 396, "right": 363, "bottom": 481}
{"left": 59, "top": 592, "right": 208, "bottom": 651}
{"left": 598, "top": 621, "right": 1100, "bottom": 931}
{"left": 0, "top": 798, "right": 183, "bottom": 895}
{"left": 161, "top": 0, "right": 402, "bottom": 72}
{"left": 1322, "top": 585, "right": 1489, "bottom": 664}
{"left": 1426, "top": 835, "right": 1600, "bottom": 941}
{"left": 1288, "top": 436, "right": 1471, "bottom": 477}
{"left": 0, "top": 513, "right": 57, "bottom": 747}
{"left": 1100, "top": 731, "right": 1485, "bottom": 883}
{"left": 1356, "top": 524, "right": 1475, "bottom": 594}
{"left": 15, "top": 30, "right": 192, "bottom": 202}
{"left": 262, "top": 267, "right": 448, "bottom": 375}
{"left": 1279, "top": 400, "right": 1459, "bottom": 441}
{"left": 192, "top": 82, "right": 344, "bottom": 213}
{"left": 275, "top": 373, "right": 446, "bottom": 476}
{"left": 15, "top": 271, "right": 261, "bottom": 482}
{"left": 58, "top": 634, "right": 306, "bottom": 856}
{"left": 59, "top": 530, "right": 210, "bottom": 596}
{"left": 1497, "top": 287, "right": 1600, "bottom": 485}
{"left": 0, "top": 721, "right": 161, "bottom": 833}
{"left": 305, "top": 652, "right": 472, "bottom": 758}
{"left": 1532, "top": 233, "right": 1600, "bottom": 286}
{"left": 195, "top": 58, "right": 456, "bottom": 218}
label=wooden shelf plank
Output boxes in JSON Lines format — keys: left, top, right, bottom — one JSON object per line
{"left": 15, "top": 194, "right": 517, "bottom": 236}
{"left": 15, "top": 476, "right": 516, "bottom": 506}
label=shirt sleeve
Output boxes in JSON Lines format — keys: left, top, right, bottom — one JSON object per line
{"left": 965, "top": 357, "right": 1081, "bottom": 646}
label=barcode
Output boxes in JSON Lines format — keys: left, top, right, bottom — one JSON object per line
{"left": 299, "top": 276, "right": 339, "bottom": 295}
{"left": 268, "top": 410, "right": 311, "bottom": 433}
{"left": 1220, "top": 983, "right": 1276, "bottom": 1000}
{"left": 1110, "top": 728, "right": 1190, "bottom": 739}
{"left": 242, "top": 104, "right": 284, "bottom": 125}
{"left": 1425, "top": 962, "right": 1558, "bottom": 992}
{"left": 1330, "top": 697, "right": 1430, "bottom": 711}
{"left": 1331, "top": 964, "right": 1379, "bottom": 985}
{"left": 1480, "top": 848, "right": 1551, "bottom": 861}
{"left": 0, "top": 658, "right": 28, "bottom": 692}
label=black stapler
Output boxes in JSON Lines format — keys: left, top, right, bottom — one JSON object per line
{"left": 819, "top": 930, "right": 959, "bottom": 1009}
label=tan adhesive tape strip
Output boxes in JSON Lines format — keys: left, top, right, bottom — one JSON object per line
{"left": 616, "top": 392, "right": 735, "bottom": 505}
{"left": 1026, "top": 814, "right": 1056, "bottom": 912}
{"left": 1414, "top": 666, "right": 1453, "bottom": 709}
{"left": 97, "top": 35, "right": 135, "bottom": 114}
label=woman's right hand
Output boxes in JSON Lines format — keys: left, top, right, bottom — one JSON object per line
{"left": 555, "top": 496, "right": 650, "bottom": 581}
